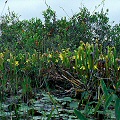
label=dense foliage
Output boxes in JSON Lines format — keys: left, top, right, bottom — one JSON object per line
{"left": 0, "top": 7, "right": 120, "bottom": 119}
{"left": 0, "top": 7, "right": 120, "bottom": 54}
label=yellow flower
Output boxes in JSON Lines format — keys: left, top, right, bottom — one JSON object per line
{"left": 72, "top": 55, "right": 76, "bottom": 59}
{"left": 73, "top": 66, "right": 76, "bottom": 69}
{"left": 15, "top": 61, "right": 19, "bottom": 66}
{"left": 94, "top": 64, "right": 98, "bottom": 70}
{"left": 47, "top": 59, "right": 50, "bottom": 63}
{"left": 80, "top": 65, "right": 85, "bottom": 70}
{"left": 0, "top": 53, "right": 4, "bottom": 58}
{"left": 105, "top": 55, "right": 109, "bottom": 63}
{"left": 59, "top": 53, "right": 63, "bottom": 61}
{"left": 7, "top": 59, "right": 10, "bottom": 62}
{"left": 55, "top": 59, "right": 58, "bottom": 63}
{"left": 118, "top": 67, "right": 120, "bottom": 71}
{"left": 88, "top": 64, "right": 90, "bottom": 69}
{"left": 48, "top": 54, "right": 52, "bottom": 58}
{"left": 26, "top": 59, "right": 29, "bottom": 63}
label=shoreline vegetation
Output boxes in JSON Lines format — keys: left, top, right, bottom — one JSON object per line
{"left": 0, "top": 5, "right": 120, "bottom": 120}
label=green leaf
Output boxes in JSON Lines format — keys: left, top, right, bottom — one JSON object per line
{"left": 62, "top": 97, "right": 72, "bottom": 102}
{"left": 100, "top": 79, "right": 109, "bottom": 97}
{"left": 105, "top": 94, "right": 117, "bottom": 109}
{"left": 94, "top": 95, "right": 103, "bottom": 114}
{"left": 115, "top": 97, "right": 120, "bottom": 120}
{"left": 47, "top": 107, "right": 54, "bottom": 120}
{"left": 74, "top": 109, "right": 88, "bottom": 120}
{"left": 116, "top": 81, "right": 120, "bottom": 90}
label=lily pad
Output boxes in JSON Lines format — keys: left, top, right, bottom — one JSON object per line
{"left": 70, "top": 101, "right": 79, "bottom": 109}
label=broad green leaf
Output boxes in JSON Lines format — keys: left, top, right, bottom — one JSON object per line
{"left": 74, "top": 109, "right": 88, "bottom": 120}
{"left": 62, "top": 97, "right": 72, "bottom": 102}
{"left": 115, "top": 97, "right": 120, "bottom": 120}
{"left": 100, "top": 79, "right": 109, "bottom": 97}
{"left": 105, "top": 94, "right": 117, "bottom": 109}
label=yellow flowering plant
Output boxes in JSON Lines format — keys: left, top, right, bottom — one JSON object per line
{"left": 0, "top": 53, "right": 4, "bottom": 69}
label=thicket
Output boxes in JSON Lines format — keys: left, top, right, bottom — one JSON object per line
{"left": 0, "top": 6, "right": 120, "bottom": 119}
{"left": 0, "top": 7, "right": 120, "bottom": 55}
